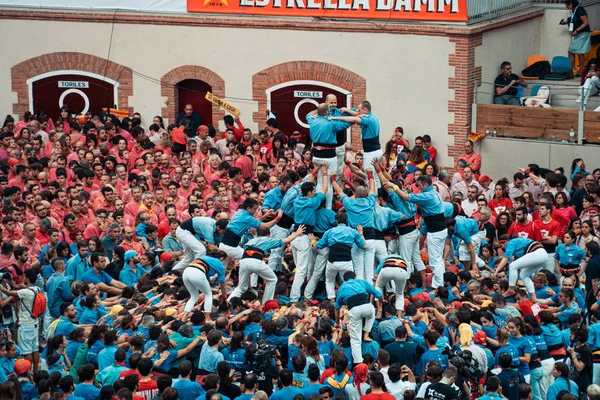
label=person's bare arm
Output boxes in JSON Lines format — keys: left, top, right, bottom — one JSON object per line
{"left": 283, "top": 225, "right": 305, "bottom": 245}
{"left": 366, "top": 168, "right": 375, "bottom": 195}
{"left": 330, "top": 116, "right": 361, "bottom": 124}
{"left": 330, "top": 173, "right": 344, "bottom": 196}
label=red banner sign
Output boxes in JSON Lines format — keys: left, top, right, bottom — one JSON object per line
{"left": 187, "top": 0, "right": 467, "bottom": 22}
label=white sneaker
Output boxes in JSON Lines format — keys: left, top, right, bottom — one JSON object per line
{"left": 576, "top": 97, "right": 582, "bottom": 104}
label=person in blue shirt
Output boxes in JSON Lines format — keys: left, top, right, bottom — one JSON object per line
{"left": 444, "top": 216, "right": 486, "bottom": 272}
{"left": 334, "top": 271, "right": 382, "bottom": 364}
{"left": 291, "top": 166, "right": 328, "bottom": 303}
{"left": 173, "top": 360, "right": 204, "bottom": 400}
{"left": 554, "top": 231, "right": 587, "bottom": 276}
{"left": 331, "top": 168, "right": 377, "bottom": 283}
{"left": 494, "top": 237, "right": 548, "bottom": 302}
{"left": 221, "top": 331, "right": 247, "bottom": 371}
{"left": 38, "top": 228, "right": 61, "bottom": 264}
{"left": 478, "top": 376, "right": 504, "bottom": 400}
{"left": 389, "top": 175, "right": 447, "bottom": 289}
{"left": 66, "top": 241, "right": 90, "bottom": 281}
{"left": 96, "top": 330, "right": 119, "bottom": 372}
{"left": 330, "top": 101, "right": 382, "bottom": 189}
{"left": 265, "top": 174, "right": 303, "bottom": 274}
{"left": 198, "top": 329, "right": 224, "bottom": 373}
{"left": 374, "top": 159, "right": 427, "bottom": 288}
{"left": 79, "top": 294, "right": 105, "bottom": 325}
{"left": 306, "top": 103, "right": 351, "bottom": 209}
{"left": 181, "top": 255, "right": 227, "bottom": 322}
{"left": 81, "top": 253, "right": 126, "bottom": 296}
{"left": 414, "top": 330, "right": 449, "bottom": 380}
{"left": 545, "top": 288, "right": 580, "bottom": 329}
{"left": 74, "top": 363, "right": 101, "bottom": 400}
{"left": 374, "top": 255, "right": 409, "bottom": 316}
{"left": 270, "top": 368, "right": 303, "bottom": 400}
{"left": 372, "top": 202, "right": 405, "bottom": 269}
{"left": 229, "top": 224, "right": 304, "bottom": 303}
{"left": 59, "top": 375, "right": 85, "bottom": 400}
{"left": 302, "top": 363, "right": 326, "bottom": 398}
{"left": 46, "top": 258, "right": 74, "bottom": 319}
{"left": 547, "top": 361, "right": 579, "bottom": 400}
{"left": 219, "top": 198, "right": 281, "bottom": 263}
{"left": 119, "top": 250, "right": 149, "bottom": 287}
{"left": 305, "top": 201, "right": 337, "bottom": 301}
{"left": 173, "top": 216, "right": 228, "bottom": 273}
{"left": 312, "top": 212, "right": 366, "bottom": 300}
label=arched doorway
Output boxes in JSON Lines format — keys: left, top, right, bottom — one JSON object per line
{"left": 176, "top": 79, "right": 213, "bottom": 127}
{"left": 267, "top": 81, "right": 351, "bottom": 144}
{"left": 29, "top": 71, "right": 117, "bottom": 118}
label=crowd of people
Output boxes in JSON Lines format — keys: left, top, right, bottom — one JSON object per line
{"left": 0, "top": 93, "right": 598, "bottom": 400}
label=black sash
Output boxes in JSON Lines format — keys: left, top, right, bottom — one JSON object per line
{"left": 180, "top": 218, "right": 196, "bottom": 235}
{"left": 277, "top": 213, "right": 294, "bottom": 229}
{"left": 222, "top": 229, "right": 242, "bottom": 247}
{"left": 328, "top": 244, "right": 352, "bottom": 263}
{"left": 242, "top": 246, "right": 265, "bottom": 260}
{"left": 423, "top": 213, "right": 445, "bottom": 233}
{"left": 362, "top": 137, "right": 381, "bottom": 152}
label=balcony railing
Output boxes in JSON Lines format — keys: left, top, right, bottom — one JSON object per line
{"left": 467, "top": 0, "right": 598, "bottom": 23}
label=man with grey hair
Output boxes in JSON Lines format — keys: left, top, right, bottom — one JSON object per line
{"left": 433, "top": 170, "right": 451, "bottom": 202}
{"left": 252, "top": 391, "right": 269, "bottom": 400}
{"left": 100, "top": 223, "right": 122, "bottom": 261}
{"left": 19, "top": 222, "right": 42, "bottom": 260}
{"left": 478, "top": 206, "right": 496, "bottom": 244}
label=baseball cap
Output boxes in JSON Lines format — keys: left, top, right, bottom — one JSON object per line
{"left": 197, "top": 125, "right": 209, "bottom": 133}
{"left": 124, "top": 250, "right": 137, "bottom": 265}
{"left": 478, "top": 174, "right": 492, "bottom": 184}
{"left": 263, "top": 300, "right": 279, "bottom": 311}
{"left": 160, "top": 253, "right": 173, "bottom": 262}
{"left": 481, "top": 300, "right": 493, "bottom": 308}
{"left": 14, "top": 359, "right": 31, "bottom": 375}
{"left": 474, "top": 330, "right": 487, "bottom": 345}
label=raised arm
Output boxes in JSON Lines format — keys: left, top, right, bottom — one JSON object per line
{"left": 330, "top": 116, "right": 361, "bottom": 124}
{"left": 330, "top": 173, "right": 344, "bottom": 196}
{"left": 283, "top": 225, "right": 305, "bottom": 245}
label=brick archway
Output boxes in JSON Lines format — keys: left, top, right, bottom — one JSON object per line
{"left": 160, "top": 66, "right": 225, "bottom": 125}
{"left": 11, "top": 52, "right": 133, "bottom": 116}
{"left": 252, "top": 61, "right": 366, "bottom": 148}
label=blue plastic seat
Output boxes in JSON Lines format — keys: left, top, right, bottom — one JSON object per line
{"left": 545, "top": 56, "right": 571, "bottom": 81}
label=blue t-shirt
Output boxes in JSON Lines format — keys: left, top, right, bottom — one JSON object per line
{"left": 81, "top": 268, "right": 112, "bottom": 285}
{"left": 415, "top": 348, "right": 448, "bottom": 377}
{"left": 508, "top": 336, "right": 532, "bottom": 376}
{"left": 74, "top": 383, "right": 101, "bottom": 400}
{"left": 173, "top": 379, "right": 205, "bottom": 400}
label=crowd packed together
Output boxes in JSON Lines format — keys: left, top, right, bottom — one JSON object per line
{"left": 0, "top": 94, "right": 599, "bottom": 400}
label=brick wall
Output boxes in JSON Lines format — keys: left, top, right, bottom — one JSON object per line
{"left": 251, "top": 61, "right": 367, "bottom": 149}
{"left": 11, "top": 52, "right": 133, "bottom": 115}
{"left": 160, "top": 65, "right": 225, "bottom": 125}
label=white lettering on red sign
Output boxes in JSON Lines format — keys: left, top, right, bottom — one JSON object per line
{"left": 294, "top": 91, "right": 323, "bottom": 98}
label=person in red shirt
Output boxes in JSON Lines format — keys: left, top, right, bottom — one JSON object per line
{"left": 507, "top": 207, "right": 540, "bottom": 241}
{"left": 488, "top": 183, "right": 512, "bottom": 217}
{"left": 135, "top": 358, "right": 159, "bottom": 400}
{"left": 533, "top": 203, "right": 561, "bottom": 271}
{"left": 223, "top": 115, "right": 245, "bottom": 142}
{"left": 422, "top": 134, "right": 437, "bottom": 164}
{"left": 361, "top": 371, "right": 396, "bottom": 400}
{"left": 232, "top": 143, "right": 254, "bottom": 180}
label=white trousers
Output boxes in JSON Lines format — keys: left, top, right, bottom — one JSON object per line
{"left": 174, "top": 228, "right": 207, "bottom": 272}
{"left": 427, "top": 229, "right": 447, "bottom": 288}
{"left": 336, "top": 145, "right": 345, "bottom": 179}
{"left": 290, "top": 235, "right": 312, "bottom": 302}
{"left": 397, "top": 229, "right": 425, "bottom": 273}
{"left": 373, "top": 240, "right": 389, "bottom": 268}
{"left": 229, "top": 258, "right": 277, "bottom": 304}
{"left": 375, "top": 267, "right": 409, "bottom": 310}
{"left": 458, "top": 230, "right": 487, "bottom": 269}
{"left": 305, "top": 247, "right": 329, "bottom": 300}
{"left": 325, "top": 260, "right": 353, "bottom": 299}
{"left": 352, "top": 240, "right": 376, "bottom": 283}
{"left": 540, "top": 357, "right": 555, "bottom": 399}
{"left": 182, "top": 267, "right": 212, "bottom": 313}
{"left": 508, "top": 248, "right": 548, "bottom": 292}
{"left": 348, "top": 303, "right": 375, "bottom": 363}
{"left": 387, "top": 237, "right": 399, "bottom": 254}
{"left": 313, "top": 155, "right": 337, "bottom": 210}
{"left": 580, "top": 76, "right": 600, "bottom": 104}
{"left": 362, "top": 149, "right": 383, "bottom": 189}
{"left": 267, "top": 224, "right": 290, "bottom": 272}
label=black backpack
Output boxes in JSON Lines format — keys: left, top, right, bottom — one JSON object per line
{"left": 521, "top": 61, "right": 552, "bottom": 80}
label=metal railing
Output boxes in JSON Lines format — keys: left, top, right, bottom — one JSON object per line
{"left": 468, "top": 0, "right": 534, "bottom": 23}
{"left": 468, "top": 0, "right": 599, "bottom": 23}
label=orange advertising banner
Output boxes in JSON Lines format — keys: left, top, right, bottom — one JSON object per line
{"left": 187, "top": 0, "right": 467, "bottom": 22}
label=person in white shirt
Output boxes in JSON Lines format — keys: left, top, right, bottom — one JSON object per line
{"left": 385, "top": 364, "right": 417, "bottom": 400}
{"left": 461, "top": 185, "right": 479, "bottom": 217}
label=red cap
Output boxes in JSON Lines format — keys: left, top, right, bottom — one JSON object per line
{"left": 474, "top": 330, "right": 487, "bottom": 344}
{"left": 197, "top": 125, "right": 209, "bottom": 133}
{"left": 14, "top": 359, "right": 32, "bottom": 375}
{"left": 478, "top": 174, "right": 492, "bottom": 184}
{"left": 160, "top": 253, "right": 173, "bottom": 262}
{"left": 263, "top": 300, "right": 279, "bottom": 311}
{"left": 7, "top": 158, "right": 20, "bottom": 167}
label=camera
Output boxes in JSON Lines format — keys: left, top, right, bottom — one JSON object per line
{"left": 254, "top": 343, "right": 277, "bottom": 369}
{"left": 442, "top": 345, "right": 484, "bottom": 380}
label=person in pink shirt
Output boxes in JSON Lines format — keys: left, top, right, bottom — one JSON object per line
{"left": 455, "top": 140, "right": 482, "bottom": 174}
{"left": 2, "top": 216, "right": 22, "bottom": 243}
{"left": 121, "top": 226, "right": 145, "bottom": 254}
{"left": 19, "top": 222, "right": 42, "bottom": 260}
{"left": 229, "top": 186, "right": 246, "bottom": 212}
{"left": 177, "top": 174, "right": 196, "bottom": 199}
{"left": 8, "top": 165, "right": 30, "bottom": 191}
{"left": 232, "top": 143, "right": 254, "bottom": 180}
{"left": 84, "top": 209, "right": 109, "bottom": 240}
{"left": 0, "top": 243, "right": 15, "bottom": 269}
{"left": 124, "top": 186, "right": 144, "bottom": 219}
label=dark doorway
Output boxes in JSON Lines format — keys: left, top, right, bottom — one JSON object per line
{"left": 32, "top": 73, "right": 115, "bottom": 119}
{"left": 177, "top": 79, "right": 213, "bottom": 127}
